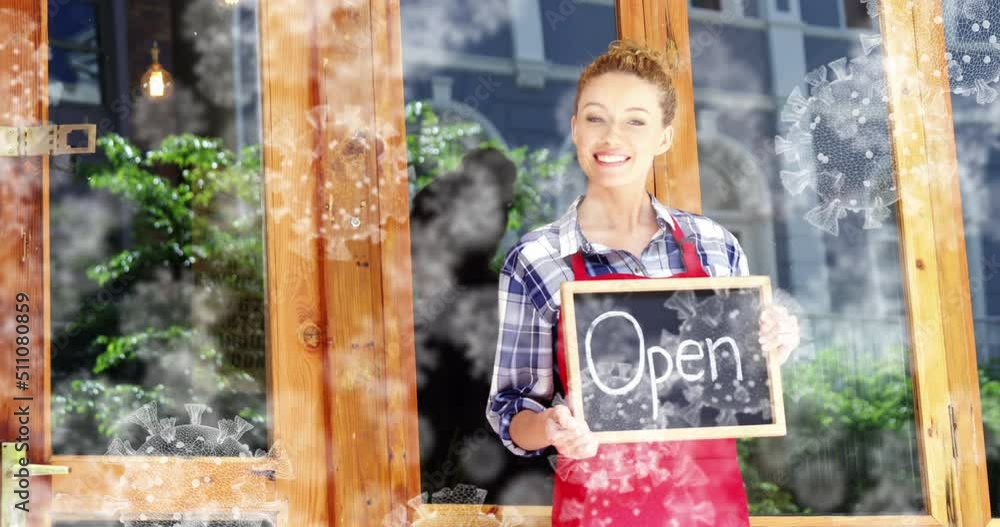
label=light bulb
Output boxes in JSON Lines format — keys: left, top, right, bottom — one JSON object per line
{"left": 141, "top": 42, "right": 173, "bottom": 99}
{"left": 148, "top": 70, "right": 165, "bottom": 98}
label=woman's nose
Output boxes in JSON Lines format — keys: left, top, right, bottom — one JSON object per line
{"left": 601, "top": 124, "right": 625, "bottom": 144}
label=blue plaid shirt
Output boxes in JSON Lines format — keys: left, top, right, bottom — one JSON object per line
{"left": 486, "top": 193, "right": 750, "bottom": 456}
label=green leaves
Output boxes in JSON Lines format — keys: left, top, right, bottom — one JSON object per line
{"left": 92, "top": 326, "right": 190, "bottom": 373}
{"left": 57, "top": 133, "right": 268, "bottom": 445}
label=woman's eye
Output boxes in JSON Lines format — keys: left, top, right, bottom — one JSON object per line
{"left": 586, "top": 116, "right": 603, "bottom": 123}
{"left": 630, "top": 120, "right": 646, "bottom": 126}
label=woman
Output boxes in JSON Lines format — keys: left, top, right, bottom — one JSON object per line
{"left": 486, "top": 40, "right": 800, "bottom": 526}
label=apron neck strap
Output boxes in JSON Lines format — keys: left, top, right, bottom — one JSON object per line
{"left": 570, "top": 250, "right": 589, "bottom": 280}
{"left": 569, "top": 214, "right": 701, "bottom": 280}
{"left": 671, "top": 215, "right": 704, "bottom": 274}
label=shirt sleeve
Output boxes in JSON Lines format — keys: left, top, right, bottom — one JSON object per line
{"left": 725, "top": 230, "right": 751, "bottom": 277}
{"left": 485, "top": 248, "right": 554, "bottom": 457}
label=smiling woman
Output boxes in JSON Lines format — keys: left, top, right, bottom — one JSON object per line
{"left": 486, "top": 38, "right": 799, "bottom": 527}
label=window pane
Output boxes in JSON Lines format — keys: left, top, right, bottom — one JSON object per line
{"left": 692, "top": 0, "right": 723, "bottom": 11}
{"left": 799, "top": 0, "right": 841, "bottom": 28}
{"left": 843, "top": 0, "right": 874, "bottom": 29}
{"left": 50, "top": 0, "right": 102, "bottom": 105}
{"left": 402, "top": 0, "right": 616, "bottom": 506}
{"left": 940, "top": 0, "right": 1000, "bottom": 516}
{"left": 691, "top": 5, "right": 925, "bottom": 515}
{"left": 49, "top": 0, "right": 268, "bottom": 456}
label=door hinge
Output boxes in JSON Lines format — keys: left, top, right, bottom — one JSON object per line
{"left": 948, "top": 404, "right": 958, "bottom": 460}
{"left": 0, "top": 124, "right": 96, "bottom": 156}
{"left": 1, "top": 443, "right": 71, "bottom": 527}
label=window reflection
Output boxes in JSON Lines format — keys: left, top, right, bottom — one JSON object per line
{"left": 690, "top": 1, "right": 923, "bottom": 514}
{"left": 48, "top": 0, "right": 267, "bottom": 456}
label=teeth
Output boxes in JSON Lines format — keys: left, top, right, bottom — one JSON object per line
{"left": 596, "top": 155, "right": 628, "bottom": 163}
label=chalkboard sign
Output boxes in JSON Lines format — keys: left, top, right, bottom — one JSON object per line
{"left": 560, "top": 276, "right": 786, "bottom": 443}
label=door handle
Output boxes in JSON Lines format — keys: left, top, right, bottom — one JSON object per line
{"left": 2, "top": 443, "right": 71, "bottom": 527}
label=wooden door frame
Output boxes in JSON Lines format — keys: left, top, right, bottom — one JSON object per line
{"left": 0, "top": 1, "right": 52, "bottom": 525}
{"left": 898, "top": 1, "right": 992, "bottom": 525}
{"left": 0, "top": 0, "right": 424, "bottom": 525}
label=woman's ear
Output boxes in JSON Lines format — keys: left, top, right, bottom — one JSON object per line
{"left": 655, "top": 125, "right": 674, "bottom": 156}
{"left": 570, "top": 114, "right": 578, "bottom": 146}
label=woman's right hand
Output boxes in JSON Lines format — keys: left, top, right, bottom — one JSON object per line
{"left": 544, "top": 405, "right": 598, "bottom": 459}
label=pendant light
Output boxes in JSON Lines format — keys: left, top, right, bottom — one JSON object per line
{"left": 141, "top": 41, "right": 173, "bottom": 99}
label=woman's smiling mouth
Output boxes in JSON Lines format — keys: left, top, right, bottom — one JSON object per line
{"left": 593, "top": 153, "right": 631, "bottom": 167}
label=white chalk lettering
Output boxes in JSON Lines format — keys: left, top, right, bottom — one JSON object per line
{"left": 676, "top": 339, "right": 706, "bottom": 382}
{"left": 584, "top": 312, "right": 745, "bottom": 422}
{"left": 585, "top": 311, "right": 644, "bottom": 395}
{"left": 646, "top": 346, "right": 672, "bottom": 420}
{"left": 706, "top": 336, "right": 742, "bottom": 381}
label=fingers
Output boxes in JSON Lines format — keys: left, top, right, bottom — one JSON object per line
{"left": 552, "top": 427, "right": 598, "bottom": 459}
{"left": 550, "top": 405, "right": 576, "bottom": 429}
{"left": 759, "top": 305, "right": 800, "bottom": 366}
{"left": 545, "top": 406, "right": 598, "bottom": 459}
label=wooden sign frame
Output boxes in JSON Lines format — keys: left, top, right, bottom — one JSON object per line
{"left": 560, "top": 276, "right": 786, "bottom": 444}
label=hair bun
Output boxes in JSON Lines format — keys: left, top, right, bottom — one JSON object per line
{"left": 605, "top": 39, "right": 679, "bottom": 74}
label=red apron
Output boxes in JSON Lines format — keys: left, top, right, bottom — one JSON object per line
{"left": 552, "top": 216, "right": 751, "bottom": 527}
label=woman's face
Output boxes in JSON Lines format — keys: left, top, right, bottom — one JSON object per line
{"left": 571, "top": 72, "right": 674, "bottom": 191}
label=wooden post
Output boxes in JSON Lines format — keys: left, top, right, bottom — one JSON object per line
{"left": 617, "top": 0, "right": 702, "bottom": 213}
{"left": 0, "top": 2, "right": 51, "bottom": 526}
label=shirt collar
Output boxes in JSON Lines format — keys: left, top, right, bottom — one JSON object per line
{"left": 556, "top": 193, "right": 676, "bottom": 257}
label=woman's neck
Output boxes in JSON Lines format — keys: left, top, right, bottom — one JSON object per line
{"left": 577, "top": 186, "right": 657, "bottom": 233}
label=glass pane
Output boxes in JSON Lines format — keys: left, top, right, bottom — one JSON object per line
{"left": 940, "top": 0, "right": 1000, "bottom": 517}
{"left": 402, "top": 0, "right": 616, "bottom": 506}
{"left": 690, "top": 4, "right": 925, "bottom": 515}
{"left": 48, "top": 0, "right": 267, "bottom": 456}
{"left": 49, "top": 0, "right": 102, "bottom": 105}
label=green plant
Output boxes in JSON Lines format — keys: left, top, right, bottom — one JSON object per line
{"left": 738, "top": 345, "right": 931, "bottom": 514}
{"left": 54, "top": 134, "right": 266, "bottom": 443}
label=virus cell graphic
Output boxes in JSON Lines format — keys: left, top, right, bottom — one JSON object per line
{"left": 943, "top": 0, "right": 1000, "bottom": 105}
{"left": 665, "top": 290, "right": 773, "bottom": 426}
{"left": 776, "top": 33, "right": 898, "bottom": 236}
{"left": 664, "top": 291, "right": 725, "bottom": 332}
{"left": 106, "top": 403, "right": 292, "bottom": 527}
{"left": 578, "top": 359, "right": 652, "bottom": 432}
{"left": 383, "top": 486, "right": 524, "bottom": 527}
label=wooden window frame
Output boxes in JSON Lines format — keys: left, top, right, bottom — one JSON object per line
{"left": 2, "top": 0, "right": 422, "bottom": 525}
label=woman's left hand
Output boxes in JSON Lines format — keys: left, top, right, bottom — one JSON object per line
{"left": 760, "top": 303, "right": 800, "bottom": 366}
